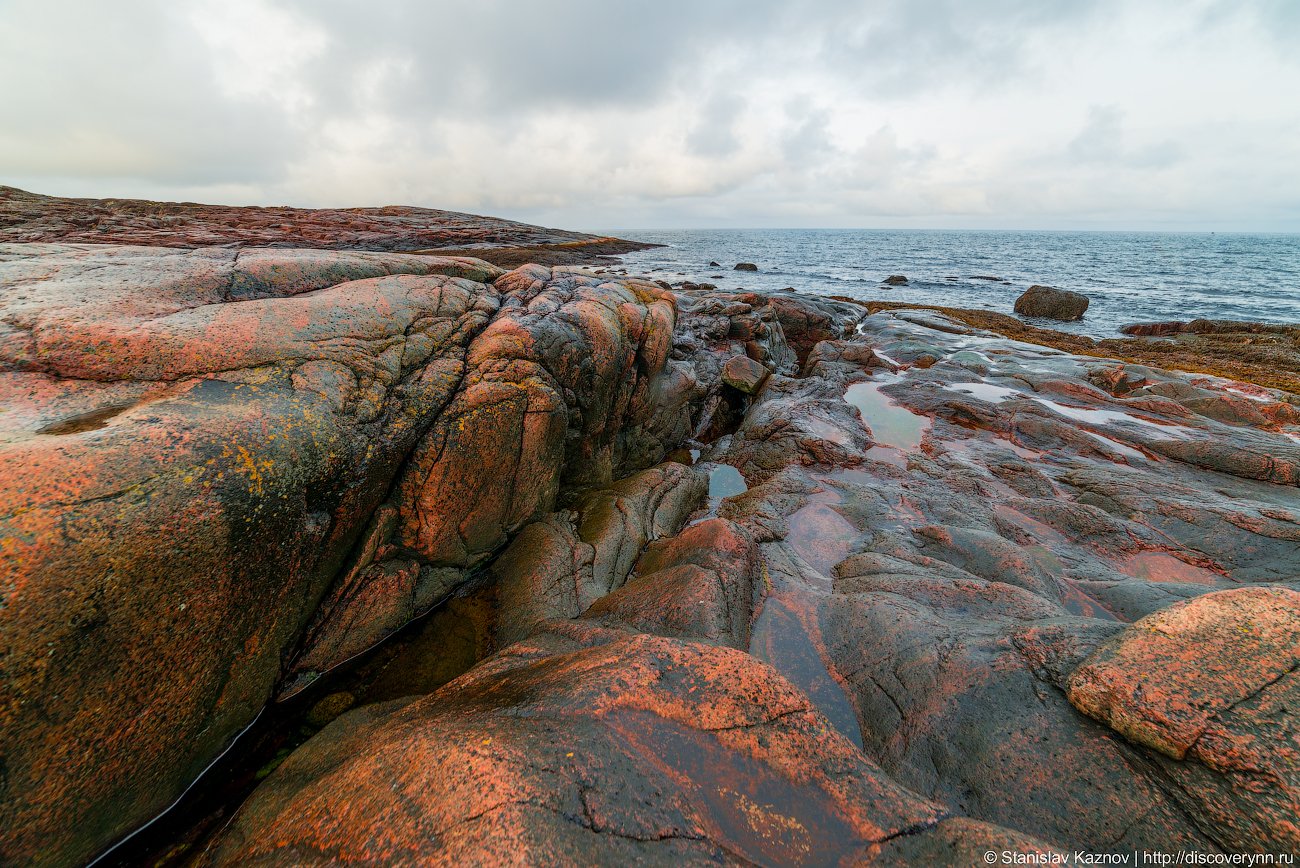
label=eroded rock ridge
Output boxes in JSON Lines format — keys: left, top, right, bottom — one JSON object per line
{"left": 1, "top": 241, "right": 1297, "bottom": 866}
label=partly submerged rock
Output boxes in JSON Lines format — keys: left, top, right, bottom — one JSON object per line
{"left": 1121, "top": 318, "right": 1300, "bottom": 338}
{"left": 1014, "top": 284, "right": 1089, "bottom": 320}
{"left": 734, "top": 261, "right": 758, "bottom": 271}
{"left": 882, "top": 274, "right": 909, "bottom": 286}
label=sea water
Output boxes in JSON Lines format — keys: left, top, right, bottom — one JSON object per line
{"left": 613, "top": 228, "right": 1300, "bottom": 338}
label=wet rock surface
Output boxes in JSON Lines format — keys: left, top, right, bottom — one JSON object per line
{"left": 865, "top": 299, "right": 1300, "bottom": 394}
{"left": 205, "top": 627, "right": 1057, "bottom": 866}
{"left": 2, "top": 239, "right": 1298, "bottom": 865}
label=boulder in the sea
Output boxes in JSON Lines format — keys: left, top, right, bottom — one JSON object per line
{"left": 721, "top": 354, "right": 770, "bottom": 394}
{"left": 1014, "top": 285, "right": 1089, "bottom": 320}
{"left": 708, "top": 260, "right": 721, "bottom": 266}
{"left": 734, "top": 262, "right": 758, "bottom": 271}
{"left": 882, "top": 274, "right": 909, "bottom": 286}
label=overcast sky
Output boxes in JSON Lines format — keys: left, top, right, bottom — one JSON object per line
{"left": 2, "top": 0, "right": 1298, "bottom": 232}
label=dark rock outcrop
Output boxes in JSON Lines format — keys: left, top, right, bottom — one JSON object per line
{"left": 734, "top": 262, "right": 758, "bottom": 271}
{"left": 1014, "top": 284, "right": 1090, "bottom": 320}
{"left": 3, "top": 230, "right": 1298, "bottom": 865}
{"left": 1122, "top": 318, "right": 1300, "bottom": 338}
{"left": 0, "top": 244, "right": 502, "bottom": 866}
{"left": 0, "top": 242, "right": 854, "bottom": 866}
{"left": 882, "top": 274, "right": 909, "bottom": 286}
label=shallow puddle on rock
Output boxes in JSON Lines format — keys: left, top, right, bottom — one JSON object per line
{"left": 843, "top": 375, "right": 931, "bottom": 451}
{"left": 691, "top": 463, "right": 749, "bottom": 525}
{"left": 943, "top": 382, "right": 1020, "bottom": 403}
{"left": 37, "top": 403, "right": 132, "bottom": 435}
{"left": 749, "top": 594, "right": 864, "bottom": 750}
{"left": 1032, "top": 397, "right": 1191, "bottom": 439}
{"left": 943, "top": 380, "right": 1193, "bottom": 442}
{"left": 1115, "top": 552, "right": 1222, "bottom": 585}
{"left": 1080, "top": 430, "right": 1148, "bottom": 462}
{"left": 785, "top": 498, "right": 859, "bottom": 578}
{"left": 708, "top": 463, "right": 747, "bottom": 499}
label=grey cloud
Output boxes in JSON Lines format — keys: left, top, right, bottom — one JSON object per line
{"left": 1202, "top": 0, "right": 1300, "bottom": 54}
{"left": 272, "top": 0, "right": 1121, "bottom": 126}
{"left": 1068, "top": 105, "right": 1124, "bottom": 163}
{"left": 808, "top": 0, "right": 1116, "bottom": 97}
{"left": 843, "top": 126, "right": 938, "bottom": 189}
{"left": 1, "top": 0, "right": 1296, "bottom": 230}
{"left": 1068, "top": 106, "right": 1183, "bottom": 169}
{"left": 277, "top": 0, "right": 785, "bottom": 118}
{"left": 0, "top": 1, "right": 302, "bottom": 186}
{"left": 686, "top": 94, "right": 747, "bottom": 158}
{"left": 781, "top": 100, "right": 835, "bottom": 163}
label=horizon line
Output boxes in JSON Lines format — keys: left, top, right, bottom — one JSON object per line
{"left": 604, "top": 225, "right": 1300, "bottom": 236}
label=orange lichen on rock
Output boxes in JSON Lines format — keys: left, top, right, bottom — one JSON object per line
{"left": 204, "top": 630, "right": 1053, "bottom": 866}
{"left": 1067, "top": 586, "right": 1300, "bottom": 760}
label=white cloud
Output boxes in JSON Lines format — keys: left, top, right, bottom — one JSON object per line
{"left": 1, "top": 0, "right": 1297, "bottom": 230}
{"left": 189, "top": 0, "right": 326, "bottom": 111}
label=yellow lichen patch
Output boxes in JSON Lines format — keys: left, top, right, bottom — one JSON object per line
{"left": 717, "top": 787, "right": 812, "bottom": 855}
{"left": 230, "top": 445, "right": 274, "bottom": 497}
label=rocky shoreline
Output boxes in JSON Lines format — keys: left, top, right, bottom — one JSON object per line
{"left": 0, "top": 186, "right": 658, "bottom": 264}
{"left": 1, "top": 197, "right": 1297, "bottom": 866}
